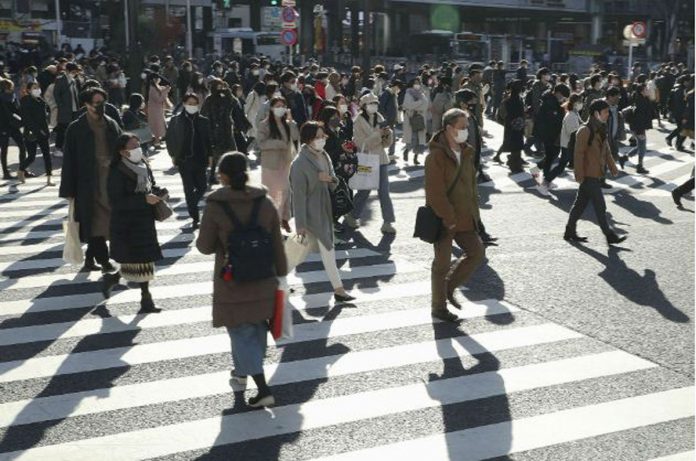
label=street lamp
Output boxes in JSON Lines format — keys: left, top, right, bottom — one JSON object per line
{"left": 54, "top": 0, "right": 62, "bottom": 46}
{"left": 187, "top": 0, "right": 193, "bottom": 59}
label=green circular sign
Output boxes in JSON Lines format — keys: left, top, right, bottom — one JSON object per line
{"left": 431, "top": 5, "right": 460, "bottom": 33}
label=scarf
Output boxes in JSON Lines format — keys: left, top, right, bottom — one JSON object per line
{"left": 121, "top": 157, "right": 151, "bottom": 193}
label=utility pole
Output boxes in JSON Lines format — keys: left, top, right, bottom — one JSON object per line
{"left": 124, "top": 0, "right": 130, "bottom": 49}
{"left": 186, "top": 0, "right": 193, "bottom": 59}
{"left": 362, "top": 0, "right": 371, "bottom": 75}
{"left": 54, "top": 0, "right": 62, "bottom": 47}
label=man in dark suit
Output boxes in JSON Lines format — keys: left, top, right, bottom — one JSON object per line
{"left": 53, "top": 62, "right": 81, "bottom": 157}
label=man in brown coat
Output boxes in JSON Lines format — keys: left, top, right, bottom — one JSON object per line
{"left": 565, "top": 99, "right": 627, "bottom": 245}
{"left": 425, "top": 108, "right": 485, "bottom": 323}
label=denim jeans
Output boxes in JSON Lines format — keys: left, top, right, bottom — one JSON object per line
{"left": 226, "top": 322, "right": 268, "bottom": 376}
{"left": 627, "top": 133, "right": 647, "bottom": 166}
{"left": 351, "top": 164, "right": 395, "bottom": 223}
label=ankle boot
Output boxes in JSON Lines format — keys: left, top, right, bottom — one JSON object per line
{"left": 563, "top": 227, "right": 588, "bottom": 242}
{"left": 140, "top": 294, "right": 162, "bottom": 313}
{"left": 101, "top": 272, "right": 120, "bottom": 298}
{"left": 46, "top": 175, "right": 54, "bottom": 186}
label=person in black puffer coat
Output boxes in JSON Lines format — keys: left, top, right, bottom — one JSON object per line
{"left": 0, "top": 78, "right": 27, "bottom": 180}
{"left": 534, "top": 84, "right": 570, "bottom": 184}
{"left": 104, "top": 133, "right": 163, "bottom": 313}
{"left": 19, "top": 82, "right": 52, "bottom": 185}
{"left": 201, "top": 79, "right": 237, "bottom": 184}
{"left": 621, "top": 84, "right": 653, "bottom": 174}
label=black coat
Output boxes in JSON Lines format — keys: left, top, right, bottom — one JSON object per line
{"left": 668, "top": 86, "right": 687, "bottom": 120}
{"left": 534, "top": 91, "right": 564, "bottom": 144}
{"left": 107, "top": 161, "right": 163, "bottom": 264}
{"left": 165, "top": 111, "right": 213, "bottom": 166}
{"left": 503, "top": 95, "right": 525, "bottom": 152}
{"left": 201, "top": 93, "right": 237, "bottom": 156}
{"left": 0, "top": 95, "right": 21, "bottom": 135}
{"left": 19, "top": 95, "right": 50, "bottom": 140}
{"left": 59, "top": 114, "right": 123, "bottom": 242}
{"left": 629, "top": 93, "right": 653, "bottom": 134}
{"left": 684, "top": 90, "right": 694, "bottom": 131}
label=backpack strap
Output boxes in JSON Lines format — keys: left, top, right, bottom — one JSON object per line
{"left": 248, "top": 196, "right": 264, "bottom": 228}
{"left": 218, "top": 201, "right": 244, "bottom": 230}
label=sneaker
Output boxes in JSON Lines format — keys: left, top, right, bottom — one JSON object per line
{"left": 537, "top": 183, "right": 550, "bottom": 196}
{"left": 248, "top": 392, "right": 275, "bottom": 408}
{"left": 343, "top": 214, "right": 359, "bottom": 229}
{"left": 545, "top": 180, "right": 558, "bottom": 190}
{"left": 230, "top": 370, "right": 247, "bottom": 386}
{"left": 636, "top": 166, "right": 649, "bottom": 175}
{"left": 381, "top": 222, "right": 396, "bottom": 234}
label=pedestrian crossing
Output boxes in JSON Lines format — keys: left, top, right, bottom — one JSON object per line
{"left": 0, "top": 134, "right": 693, "bottom": 460}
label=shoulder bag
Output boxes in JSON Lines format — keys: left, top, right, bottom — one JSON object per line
{"left": 413, "top": 155, "right": 464, "bottom": 244}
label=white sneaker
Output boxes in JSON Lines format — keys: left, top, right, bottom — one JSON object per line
{"left": 545, "top": 180, "right": 558, "bottom": 190}
{"left": 381, "top": 222, "right": 396, "bottom": 234}
{"left": 343, "top": 214, "right": 359, "bottom": 229}
{"left": 537, "top": 183, "right": 550, "bottom": 196}
{"left": 53, "top": 149, "right": 63, "bottom": 158}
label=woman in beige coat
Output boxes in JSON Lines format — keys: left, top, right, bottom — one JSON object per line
{"left": 196, "top": 152, "right": 288, "bottom": 408}
{"left": 256, "top": 95, "right": 299, "bottom": 231}
{"left": 146, "top": 74, "right": 170, "bottom": 148}
{"left": 344, "top": 93, "right": 396, "bottom": 234}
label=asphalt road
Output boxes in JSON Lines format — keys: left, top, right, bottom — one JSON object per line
{"left": 0, "top": 117, "right": 692, "bottom": 460}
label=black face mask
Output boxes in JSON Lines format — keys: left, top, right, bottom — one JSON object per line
{"left": 329, "top": 117, "right": 340, "bottom": 128}
{"left": 93, "top": 103, "right": 105, "bottom": 117}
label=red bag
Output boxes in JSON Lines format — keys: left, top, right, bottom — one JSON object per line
{"left": 270, "top": 289, "right": 285, "bottom": 340}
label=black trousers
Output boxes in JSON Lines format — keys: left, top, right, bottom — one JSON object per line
{"left": 180, "top": 164, "right": 207, "bottom": 222}
{"left": 541, "top": 142, "right": 561, "bottom": 181}
{"left": 667, "top": 119, "right": 685, "bottom": 147}
{"left": 567, "top": 178, "right": 612, "bottom": 236}
{"left": 20, "top": 136, "right": 52, "bottom": 175}
{"left": 54, "top": 123, "right": 69, "bottom": 151}
{"left": 85, "top": 236, "right": 109, "bottom": 265}
{"left": 674, "top": 176, "right": 695, "bottom": 198}
{"left": 0, "top": 128, "right": 27, "bottom": 176}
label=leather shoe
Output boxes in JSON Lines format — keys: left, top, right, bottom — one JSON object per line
{"left": 334, "top": 292, "right": 356, "bottom": 303}
{"left": 618, "top": 155, "right": 627, "bottom": 170}
{"left": 606, "top": 233, "right": 628, "bottom": 245}
{"left": 81, "top": 261, "right": 102, "bottom": 272}
{"left": 563, "top": 231, "right": 588, "bottom": 243}
{"left": 672, "top": 190, "right": 683, "bottom": 208}
{"left": 431, "top": 309, "right": 461, "bottom": 323}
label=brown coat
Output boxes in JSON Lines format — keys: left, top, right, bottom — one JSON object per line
{"left": 196, "top": 185, "right": 288, "bottom": 329}
{"left": 425, "top": 131, "right": 480, "bottom": 232}
{"left": 573, "top": 123, "right": 618, "bottom": 183}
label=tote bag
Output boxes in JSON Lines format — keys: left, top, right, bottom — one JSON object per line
{"left": 348, "top": 150, "right": 380, "bottom": 191}
{"left": 62, "top": 198, "right": 84, "bottom": 265}
{"left": 284, "top": 233, "right": 312, "bottom": 272}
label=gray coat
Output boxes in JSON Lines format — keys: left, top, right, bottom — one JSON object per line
{"left": 53, "top": 73, "right": 78, "bottom": 124}
{"left": 289, "top": 144, "right": 338, "bottom": 250}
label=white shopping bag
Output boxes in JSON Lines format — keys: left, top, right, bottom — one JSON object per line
{"left": 284, "top": 233, "right": 312, "bottom": 272}
{"left": 348, "top": 151, "right": 380, "bottom": 191}
{"left": 62, "top": 198, "right": 84, "bottom": 265}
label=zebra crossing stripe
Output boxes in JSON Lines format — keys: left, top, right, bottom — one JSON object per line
{"left": 309, "top": 387, "right": 694, "bottom": 461}
{"left": 0, "top": 352, "right": 665, "bottom": 461}
{"left": 1, "top": 306, "right": 565, "bottom": 428}
{"left": 647, "top": 452, "right": 696, "bottom": 461}
{"left": 0, "top": 300, "right": 528, "bottom": 383}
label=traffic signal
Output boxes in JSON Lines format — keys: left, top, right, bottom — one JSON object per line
{"left": 216, "top": 0, "right": 232, "bottom": 9}
{"left": 270, "top": 0, "right": 278, "bottom": 5}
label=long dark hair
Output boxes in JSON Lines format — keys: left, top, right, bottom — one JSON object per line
{"left": 218, "top": 152, "right": 248, "bottom": 190}
{"left": 268, "top": 96, "right": 290, "bottom": 140}
{"left": 111, "top": 133, "right": 141, "bottom": 167}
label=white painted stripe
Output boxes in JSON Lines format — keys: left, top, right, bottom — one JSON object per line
{"left": 0, "top": 298, "right": 527, "bottom": 383}
{"left": 610, "top": 161, "right": 690, "bottom": 188}
{"left": 0, "top": 261, "right": 420, "bottom": 343}
{"left": 0, "top": 256, "right": 415, "bottom": 293}
{"left": 311, "top": 387, "right": 694, "bottom": 461}
{"left": 0, "top": 199, "right": 197, "bottom": 219}
{"left": 648, "top": 452, "right": 696, "bottom": 461}
{"left": 0, "top": 248, "right": 380, "bottom": 315}
{"left": 0, "top": 301, "right": 529, "bottom": 427}
{"left": 1, "top": 351, "right": 663, "bottom": 461}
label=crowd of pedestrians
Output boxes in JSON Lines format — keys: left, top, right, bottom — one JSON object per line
{"left": 0, "top": 47, "right": 694, "bottom": 407}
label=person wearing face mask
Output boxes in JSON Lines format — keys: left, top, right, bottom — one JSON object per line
{"left": 344, "top": 93, "right": 395, "bottom": 233}
{"left": 103, "top": 133, "right": 163, "bottom": 312}
{"left": 166, "top": 94, "right": 213, "bottom": 229}
{"left": 18, "top": 82, "right": 52, "bottom": 185}
{"left": 279, "top": 71, "right": 308, "bottom": 126}
{"left": 605, "top": 86, "right": 627, "bottom": 167}
{"left": 245, "top": 81, "right": 266, "bottom": 149}
{"left": 229, "top": 83, "right": 252, "bottom": 154}
{"left": 325, "top": 72, "right": 342, "bottom": 101}
{"left": 581, "top": 74, "right": 605, "bottom": 120}
{"left": 431, "top": 77, "right": 454, "bottom": 134}
{"left": 333, "top": 95, "right": 354, "bottom": 139}
{"left": 525, "top": 67, "right": 552, "bottom": 157}
{"left": 289, "top": 121, "right": 356, "bottom": 302}
{"left": 378, "top": 80, "right": 401, "bottom": 161}
{"left": 201, "top": 79, "right": 238, "bottom": 184}
{"left": 564, "top": 99, "right": 625, "bottom": 245}
{"left": 53, "top": 62, "right": 82, "bottom": 157}
{"left": 538, "top": 93, "right": 583, "bottom": 194}
{"left": 402, "top": 78, "right": 430, "bottom": 165}
{"left": 0, "top": 78, "right": 27, "bottom": 180}
{"left": 60, "top": 87, "right": 123, "bottom": 273}
{"left": 256, "top": 96, "right": 299, "bottom": 231}
{"left": 188, "top": 71, "right": 210, "bottom": 108}
{"left": 532, "top": 84, "right": 571, "bottom": 192}
{"left": 145, "top": 73, "right": 170, "bottom": 149}
{"left": 425, "top": 108, "right": 485, "bottom": 323}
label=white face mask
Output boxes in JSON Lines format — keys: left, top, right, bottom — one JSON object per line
{"left": 290, "top": 83, "right": 299, "bottom": 92}
{"left": 127, "top": 147, "right": 143, "bottom": 163}
{"left": 413, "top": 84, "right": 421, "bottom": 91}
{"left": 454, "top": 128, "right": 469, "bottom": 144}
{"left": 311, "top": 138, "right": 326, "bottom": 151}
{"left": 366, "top": 104, "right": 378, "bottom": 114}
{"left": 31, "top": 89, "right": 41, "bottom": 98}
{"left": 140, "top": 73, "right": 147, "bottom": 80}
{"left": 338, "top": 104, "right": 348, "bottom": 115}
{"left": 252, "top": 69, "right": 259, "bottom": 76}
{"left": 273, "top": 107, "right": 287, "bottom": 118}
{"left": 184, "top": 104, "right": 199, "bottom": 114}
{"left": 574, "top": 103, "right": 583, "bottom": 112}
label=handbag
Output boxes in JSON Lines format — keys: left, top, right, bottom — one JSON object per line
{"left": 284, "top": 233, "right": 312, "bottom": 272}
{"left": 348, "top": 147, "right": 380, "bottom": 191}
{"left": 152, "top": 189, "right": 173, "bottom": 222}
{"left": 62, "top": 198, "right": 84, "bottom": 265}
{"left": 413, "top": 157, "right": 464, "bottom": 244}
{"left": 410, "top": 112, "right": 426, "bottom": 132}
{"left": 331, "top": 177, "right": 354, "bottom": 220}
